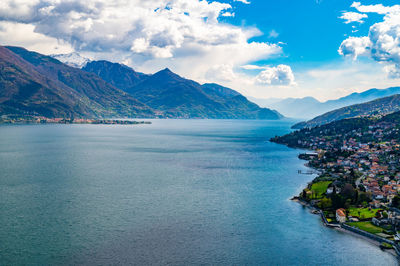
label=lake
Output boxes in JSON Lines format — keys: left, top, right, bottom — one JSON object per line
{"left": 0, "top": 120, "right": 397, "bottom": 265}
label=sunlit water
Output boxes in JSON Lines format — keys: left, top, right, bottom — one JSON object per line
{"left": 0, "top": 120, "right": 397, "bottom": 265}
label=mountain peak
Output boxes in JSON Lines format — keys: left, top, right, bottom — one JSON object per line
{"left": 51, "top": 52, "right": 90, "bottom": 68}
{"left": 157, "top": 67, "right": 175, "bottom": 75}
{"left": 162, "top": 67, "right": 172, "bottom": 72}
{"left": 153, "top": 67, "right": 181, "bottom": 79}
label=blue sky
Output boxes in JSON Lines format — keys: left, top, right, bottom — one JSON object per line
{"left": 224, "top": 0, "right": 400, "bottom": 100}
{"left": 222, "top": 0, "right": 398, "bottom": 68}
{"left": 1, "top": 0, "right": 400, "bottom": 100}
{"left": 225, "top": 0, "right": 351, "bottom": 66}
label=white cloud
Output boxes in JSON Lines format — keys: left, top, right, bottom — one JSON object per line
{"left": 296, "top": 60, "right": 400, "bottom": 101}
{"left": 205, "top": 64, "right": 236, "bottom": 81}
{"left": 240, "top": 64, "right": 267, "bottom": 70}
{"left": 234, "top": 0, "right": 250, "bottom": 4}
{"left": 0, "top": 0, "right": 283, "bottom": 88}
{"left": 339, "top": 11, "right": 367, "bottom": 24}
{"left": 338, "top": 36, "right": 370, "bottom": 59}
{"left": 0, "top": 0, "right": 256, "bottom": 59}
{"left": 0, "top": 21, "right": 73, "bottom": 54}
{"left": 221, "top": 12, "right": 235, "bottom": 17}
{"left": 0, "top": 0, "right": 41, "bottom": 21}
{"left": 255, "top": 65, "right": 295, "bottom": 86}
{"left": 339, "top": 2, "right": 400, "bottom": 78}
{"left": 351, "top": 1, "right": 395, "bottom": 15}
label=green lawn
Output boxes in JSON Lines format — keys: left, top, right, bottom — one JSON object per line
{"left": 347, "top": 221, "right": 384, "bottom": 234}
{"left": 347, "top": 207, "right": 382, "bottom": 219}
{"left": 310, "top": 181, "right": 332, "bottom": 198}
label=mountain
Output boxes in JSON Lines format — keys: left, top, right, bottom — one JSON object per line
{"left": 82, "top": 60, "right": 149, "bottom": 90}
{"left": 0, "top": 46, "right": 155, "bottom": 118}
{"left": 51, "top": 52, "right": 90, "bottom": 68}
{"left": 251, "top": 96, "right": 321, "bottom": 118}
{"left": 201, "top": 83, "right": 241, "bottom": 98}
{"left": 252, "top": 87, "right": 400, "bottom": 119}
{"left": 0, "top": 46, "right": 282, "bottom": 120}
{"left": 84, "top": 63, "right": 282, "bottom": 119}
{"left": 272, "top": 109, "right": 400, "bottom": 150}
{"left": 247, "top": 97, "right": 285, "bottom": 107}
{"left": 200, "top": 83, "right": 282, "bottom": 119}
{"left": 292, "top": 94, "right": 400, "bottom": 129}
{"left": 127, "top": 68, "right": 282, "bottom": 119}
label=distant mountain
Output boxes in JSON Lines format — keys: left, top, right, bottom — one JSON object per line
{"left": 292, "top": 94, "right": 400, "bottom": 129}
{"left": 251, "top": 96, "right": 321, "bottom": 118}
{"left": 0, "top": 46, "right": 155, "bottom": 118}
{"left": 83, "top": 60, "right": 149, "bottom": 90}
{"left": 51, "top": 52, "right": 90, "bottom": 68}
{"left": 247, "top": 97, "right": 284, "bottom": 107}
{"left": 252, "top": 87, "right": 400, "bottom": 119}
{"left": 324, "top": 86, "right": 400, "bottom": 108}
{"left": 84, "top": 63, "right": 282, "bottom": 119}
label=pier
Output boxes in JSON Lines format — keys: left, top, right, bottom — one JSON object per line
{"left": 297, "top": 170, "right": 317, "bottom": 175}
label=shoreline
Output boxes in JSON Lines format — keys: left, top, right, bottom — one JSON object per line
{"left": 0, "top": 119, "right": 152, "bottom": 125}
{"left": 291, "top": 196, "right": 399, "bottom": 259}
{"left": 334, "top": 226, "right": 398, "bottom": 258}
{"left": 291, "top": 158, "right": 400, "bottom": 260}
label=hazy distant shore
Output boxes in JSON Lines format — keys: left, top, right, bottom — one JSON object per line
{"left": 0, "top": 117, "right": 152, "bottom": 125}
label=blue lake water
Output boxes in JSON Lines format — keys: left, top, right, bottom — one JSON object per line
{"left": 0, "top": 119, "right": 397, "bottom": 265}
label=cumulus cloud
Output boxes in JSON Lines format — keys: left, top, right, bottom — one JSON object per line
{"left": 339, "top": 2, "right": 400, "bottom": 78}
{"left": 205, "top": 64, "right": 236, "bottom": 81}
{"left": 255, "top": 65, "right": 295, "bottom": 86}
{"left": 339, "top": 11, "right": 368, "bottom": 24}
{"left": 338, "top": 36, "right": 370, "bottom": 59}
{"left": 0, "top": 0, "right": 268, "bottom": 59}
{"left": 0, "top": 21, "right": 73, "bottom": 54}
{"left": 383, "top": 64, "right": 400, "bottom": 79}
{"left": 0, "top": 0, "right": 284, "bottom": 88}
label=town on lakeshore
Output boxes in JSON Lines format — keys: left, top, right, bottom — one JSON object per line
{"left": 0, "top": 115, "right": 151, "bottom": 125}
{"left": 272, "top": 111, "right": 400, "bottom": 253}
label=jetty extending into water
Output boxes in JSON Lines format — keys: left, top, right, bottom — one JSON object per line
{"left": 297, "top": 170, "right": 318, "bottom": 175}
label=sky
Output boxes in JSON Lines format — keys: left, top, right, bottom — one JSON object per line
{"left": 1, "top": 0, "right": 400, "bottom": 101}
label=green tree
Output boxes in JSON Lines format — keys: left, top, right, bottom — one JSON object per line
{"left": 342, "top": 183, "right": 356, "bottom": 200}
{"left": 392, "top": 195, "right": 400, "bottom": 208}
{"left": 318, "top": 197, "right": 333, "bottom": 210}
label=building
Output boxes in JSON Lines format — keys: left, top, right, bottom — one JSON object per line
{"left": 336, "top": 208, "right": 346, "bottom": 223}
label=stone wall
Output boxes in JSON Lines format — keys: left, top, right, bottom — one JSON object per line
{"left": 341, "top": 224, "right": 394, "bottom": 245}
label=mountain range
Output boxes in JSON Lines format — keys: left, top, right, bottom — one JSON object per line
{"left": 83, "top": 60, "right": 282, "bottom": 119}
{"left": 0, "top": 46, "right": 154, "bottom": 118}
{"left": 292, "top": 94, "right": 400, "bottom": 129}
{"left": 251, "top": 87, "right": 400, "bottom": 119}
{"left": 0, "top": 46, "right": 281, "bottom": 120}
